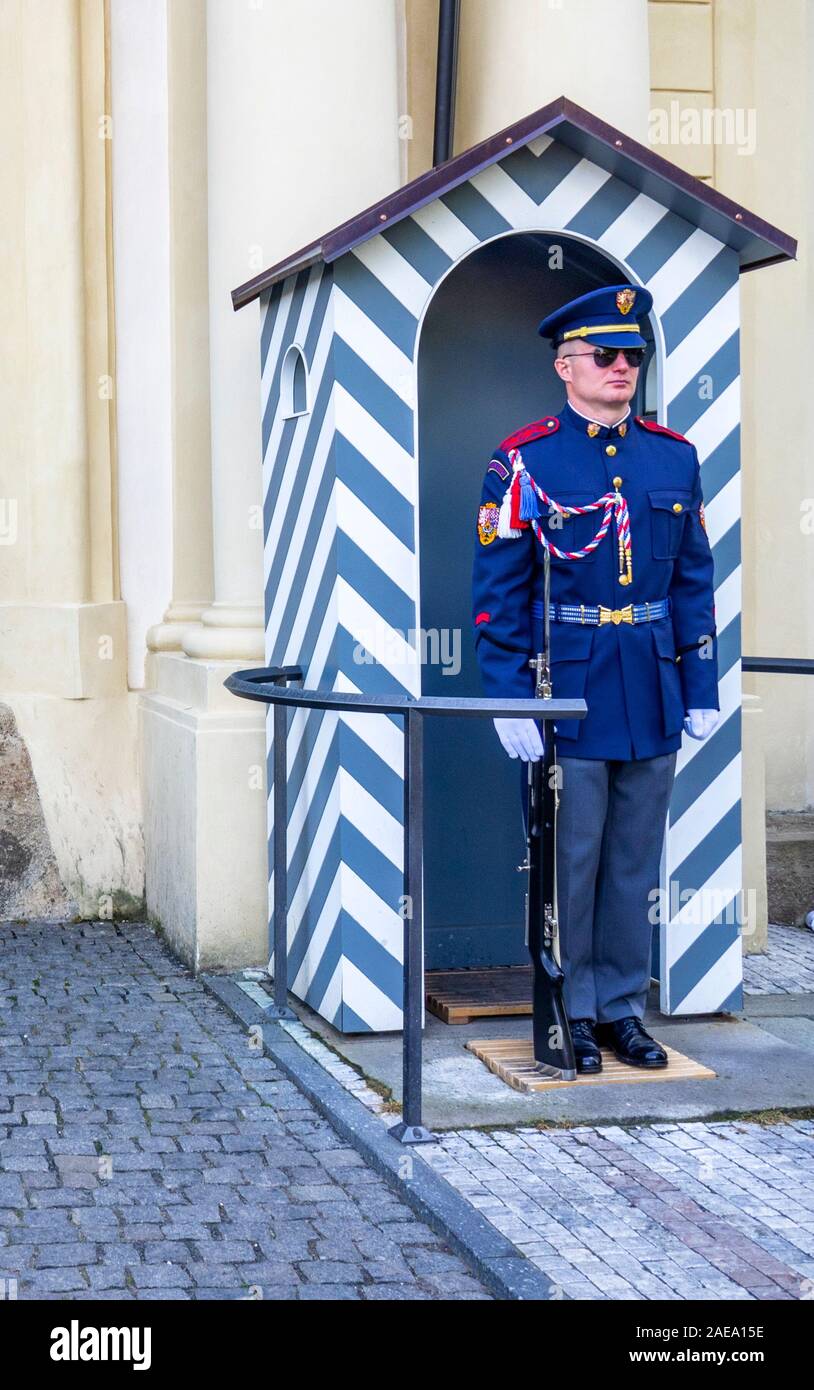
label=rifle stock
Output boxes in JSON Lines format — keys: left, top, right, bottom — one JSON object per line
{"left": 525, "top": 717, "right": 577, "bottom": 1080}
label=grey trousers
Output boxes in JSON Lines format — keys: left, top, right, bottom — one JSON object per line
{"left": 524, "top": 752, "right": 678, "bottom": 1023}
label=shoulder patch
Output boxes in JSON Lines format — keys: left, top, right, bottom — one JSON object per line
{"left": 477, "top": 502, "right": 500, "bottom": 546}
{"left": 634, "top": 416, "right": 691, "bottom": 444}
{"left": 500, "top": 415, "right": 560, "bottom": 450}
{"left": 487, "top": 457, "right": 510, "bottom": 481}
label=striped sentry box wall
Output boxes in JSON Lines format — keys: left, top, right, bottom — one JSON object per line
{"left": 253, "top": 112, "right": 788, "bottom": 1032}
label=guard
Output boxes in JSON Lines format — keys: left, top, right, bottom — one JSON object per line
{"left": 471, "top": 283, "right": 720, "bottom": 1073}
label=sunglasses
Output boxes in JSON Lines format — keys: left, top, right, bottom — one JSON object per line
{"left": 562, "top": 346, "right": 646, "bottom": 369}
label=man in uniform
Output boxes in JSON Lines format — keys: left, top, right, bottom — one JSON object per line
{"left": 471, "top": 284, "right": 720, "bottom": 1073}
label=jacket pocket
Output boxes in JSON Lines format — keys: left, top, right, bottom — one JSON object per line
{"left": 539, "top": 492, "right": 601, "bottom": 564}
{"left": 651, "top": 620, "right": 685, "bottom": 736}
{"left": 550, "top": 622, "right": 596, "bottom": 741}
{"left": 647, "top": 488, "right": 694, "bottom": 560}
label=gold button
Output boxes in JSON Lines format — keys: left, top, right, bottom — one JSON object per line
{"left": 612, "top": 475, "right": 623, "bottom": 488}
{"left": 673, "top": 502, "right": 683, "bottom": 513}
{"left": 605, "top": 444, "right": 617, "bottom": 456}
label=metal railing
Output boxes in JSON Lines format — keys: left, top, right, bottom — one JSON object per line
{"left": 224, "top": 665, "right": 586, "bottom": 1143}
{"left": 742, "top": 657, "right": 814, "bottom": 676}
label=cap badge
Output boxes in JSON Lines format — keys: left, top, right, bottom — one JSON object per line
{"left": 616, "top": 288, "right": 636, "bottom": 316}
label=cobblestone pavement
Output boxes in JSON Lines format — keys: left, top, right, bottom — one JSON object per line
{"left": 421, "top": 1121, "right": 814, "bottom": 1300}
{"left": 743, "top": 923, "right": 814, "bottom": 995}
{"left": 238, "top": 978, "right": 814, "bottom": 1302}
{"left": 0, "top": 922, "right": 490, "bottom": 1301}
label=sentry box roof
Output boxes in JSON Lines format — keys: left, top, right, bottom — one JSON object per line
{"left": 232, "top": 95, "right": 796, "bottom": 309}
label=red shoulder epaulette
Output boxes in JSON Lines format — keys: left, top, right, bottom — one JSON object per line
{"left": 634, "top": 416, "right": 690, "bottom": 443}
{"left": 500, "top": 415, "right": 560, "bottom": 450}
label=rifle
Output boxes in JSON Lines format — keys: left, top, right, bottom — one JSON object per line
{"left": 522, "top": 547, "right": 577, "bottom": 1080}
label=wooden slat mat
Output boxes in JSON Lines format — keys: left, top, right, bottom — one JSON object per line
{"left": 425, "top": 967, "right": 532, "bottom": 1024}
{"left": 466, "top": 1036, "right": 716, "bottom": 1092}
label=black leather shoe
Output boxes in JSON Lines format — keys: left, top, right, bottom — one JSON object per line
{"left": 595, "top": 1016, "right": 668, "bottom": 1068}
{"left": 569, "top": 1018, "right": 602, "bottom": 1074}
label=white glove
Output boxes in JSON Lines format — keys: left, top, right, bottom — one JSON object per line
{"left": 684, "top": 708, "right": 720, "bottom": 740}
{"left": 493, "top": 718, "right": 545, "bottom": 761}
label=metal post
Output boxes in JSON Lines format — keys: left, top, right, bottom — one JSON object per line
{"left": 224, "top": 668, "right": 586, "bottom": 1137}
{"left": 268, "top": 686, "right": 295, "bottom": 1019}
{"left": 389, "top": 708, "right": 435, "bottom": 1144}
{"left": 432, "top": 0, "right": 461, "bottom": 167}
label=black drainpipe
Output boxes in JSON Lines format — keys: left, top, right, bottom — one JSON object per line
{"left": 433, "top": 0, "right": 461, "bottom": 166}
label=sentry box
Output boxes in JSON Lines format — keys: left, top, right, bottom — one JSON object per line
{"left": 232, "top": 96, "right": 795, "bottom": 1034}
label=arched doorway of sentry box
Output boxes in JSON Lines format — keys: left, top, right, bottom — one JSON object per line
{"left": 416, "top": 230, "right": 658, "bottom": 971}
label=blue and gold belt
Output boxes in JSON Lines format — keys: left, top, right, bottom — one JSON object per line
{"left": 531, "top": 596, "right": 672, "bottom": 626}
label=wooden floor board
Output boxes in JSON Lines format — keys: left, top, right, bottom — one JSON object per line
{"left": 466, "top": 1036, "right": 716, "bottom": 1092}
{"left": 426, "top": 966, "right": 532, "bottom": 1024}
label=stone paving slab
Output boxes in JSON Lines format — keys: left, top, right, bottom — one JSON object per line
{"left": 277, "top": 991, "right": 814, "bottom": 1129}
{"left": 419, "top": 1121, "right": 814, "bottom": 1301}
{"left": 0, "top": 922, "right": 491, "bottom": 1301}
{"left": 260, "top": 923, "right": 814, "bottom": 1130}
{"left": 743, "top": 923, "right": 814, "bottom": 995}
{"left": 7, "top": 921, "right": 814, "bottom": 1305}
{"left": 238, "top": 990, "right": 814, "bottom": 1301}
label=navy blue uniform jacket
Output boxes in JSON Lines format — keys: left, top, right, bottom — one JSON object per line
{"left": 471, "top": 400, "right": 720, "bottom": 760}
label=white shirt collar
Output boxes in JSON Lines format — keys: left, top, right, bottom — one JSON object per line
{"left": 566, "top": 400, "right": 632, "bottom": 429}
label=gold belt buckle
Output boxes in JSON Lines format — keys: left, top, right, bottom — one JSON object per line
{"left": 598, "top": 604, "right": 634, "bottom": 626}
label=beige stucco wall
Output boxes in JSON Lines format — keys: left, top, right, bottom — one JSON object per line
{"left": 0, "top": 0, "right": 142, "bottom": 919}
{"left": 140, "top": 0, "right": 407, "bottom": 969}
{"left": 714, "top": 0, "right": 814, "bottom": 814}
{"left": 2, "top": 0, "right": 807, "bottom": 959}
{"left": 405, "top": 0, "right": 652, "bottom": 175}
{"left": 649, "top": 0, "right": 715, "bottom": 181}
{"left": 647, "top": 0, "right": 813, "bottom": 814}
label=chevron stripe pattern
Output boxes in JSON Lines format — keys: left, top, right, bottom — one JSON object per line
{"left": 258, "top": 131, "right": 743, "bottom": 1031}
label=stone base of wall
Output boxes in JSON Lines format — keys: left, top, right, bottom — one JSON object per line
{"left": 0, "top": 704, "right": 72, "bottom": 919}
{"left": 766, "top": 812, "right": 814, "bottom": 926}
{"left": 0, "top": 693, "right": 144, "bottom": 922}
{"left": 140, "top": 653, "right": 268, "bottom": 974}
